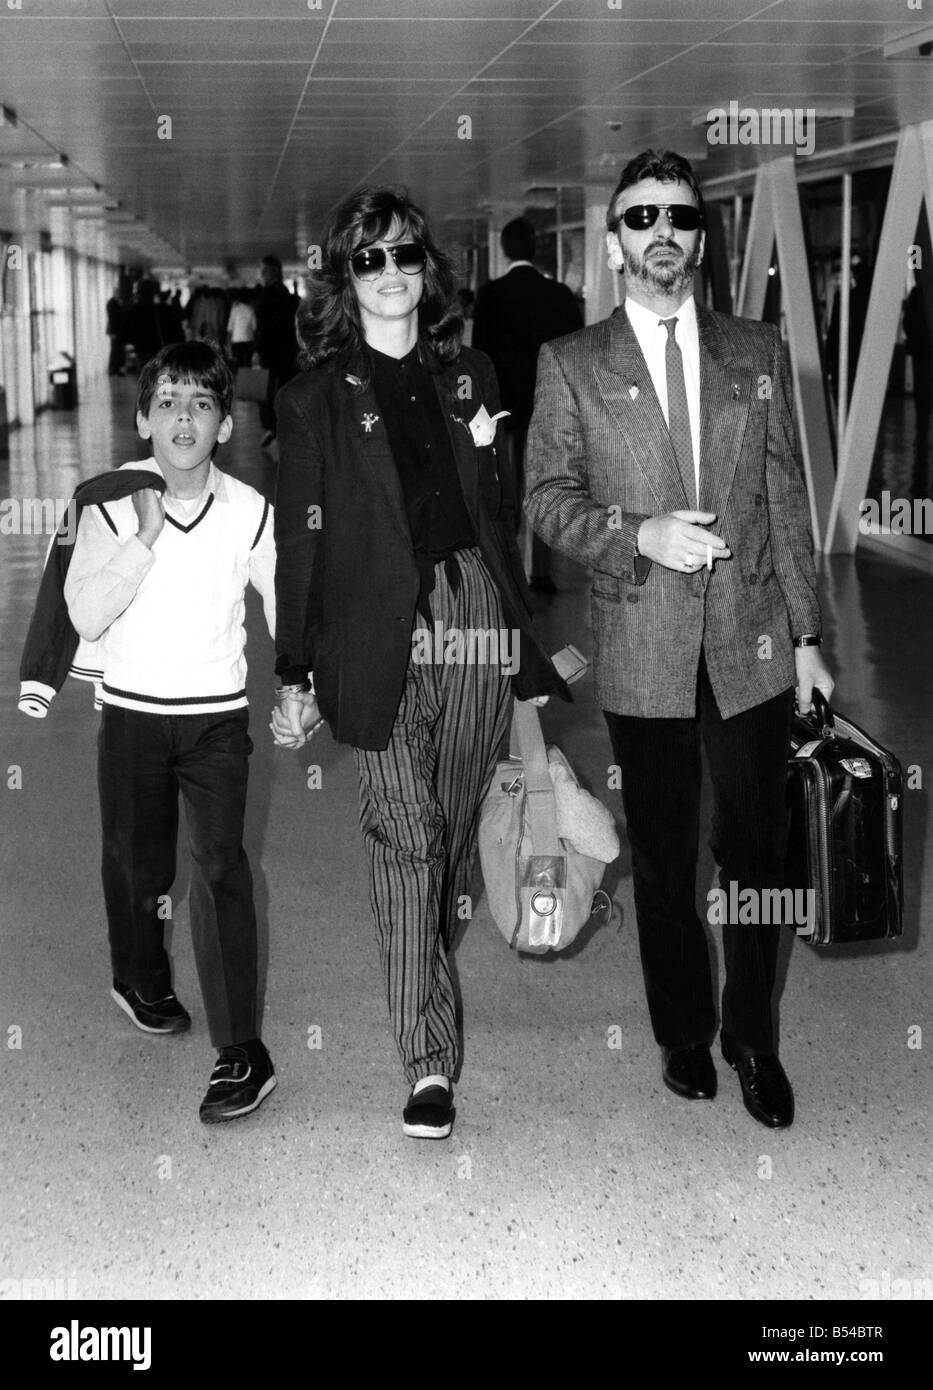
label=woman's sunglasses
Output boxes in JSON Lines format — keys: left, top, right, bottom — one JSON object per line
{"left": 619, "top": 204, "right": 703, "bottom": 232}
{"left": 349, "top": 242, "right": 427, "bottom": 281}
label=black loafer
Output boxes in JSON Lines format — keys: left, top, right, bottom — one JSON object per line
{"left": 721, "top": 1032, "right": 794, "bottom": 1128}
{"left": 661, "top": 1043, "right": 717, "bottom": 1099}
{"left": 403, "top": 1083, "right": 454, "bottom": 1139}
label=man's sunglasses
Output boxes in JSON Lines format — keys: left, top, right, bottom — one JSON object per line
{"left": 619, "top": 204, "right": 703, "bottom": 232}
{"left": 349, "top": 242, "right": 427, "bottom": 281}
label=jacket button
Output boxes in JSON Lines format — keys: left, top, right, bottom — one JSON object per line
{"left": 754, "top": 494, "right": 763, "bottom": 505}
{"left": 626, "top": 593, "right": 639, "bottom": 604}
{"left": 748, "top": 574, "right": 758, "bottom": 585}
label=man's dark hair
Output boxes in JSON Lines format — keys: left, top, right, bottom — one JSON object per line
{"left": 606, "top": 148, "right": 706, "bottom": 232}
{"left": 501, "top": 217, "right": 536, "bottom": 263}
{"left": 136, "top": 341, "right": 235, "bottom": 418}
{"left": 261, "top": 254, "right": 283, "bottom": 278}
{"left": 296, "top": 185, "right": 461, "bottom": 380}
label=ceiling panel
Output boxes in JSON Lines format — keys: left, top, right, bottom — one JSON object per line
{"left": 0, "top": 0, "right": 929, "bottom": 268}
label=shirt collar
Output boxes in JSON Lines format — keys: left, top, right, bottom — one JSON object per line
{"left": 625, "top": 292, "right": 698, "bottom": 336}
{"left": 368, "top": 342, "right": 420, "bottom": 370}
{"left": 144, "top": 459, "right": 223, "bottom": 508}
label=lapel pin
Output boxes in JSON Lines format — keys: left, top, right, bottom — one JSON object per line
{"left": 361, "top": 412, "right": 379, "bottom": 433}
{"left": 629, "top": 385, "right": 639, "bottom": 401}
{"left": 345, "top": 374, "right": 362, "bottom": 387}
{"left": 731, "top": 384, "right": 740, "bottom": 399}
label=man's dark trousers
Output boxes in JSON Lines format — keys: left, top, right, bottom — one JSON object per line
{"left": 604, "top": 656, "right": 794, "bottom": 1054}
{"left": 98, "top": 705, "right": 259, "bottom": 1048}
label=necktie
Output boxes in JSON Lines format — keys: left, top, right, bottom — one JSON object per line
{"left": 662, "top": 317, "right": 696, "bottom": 507}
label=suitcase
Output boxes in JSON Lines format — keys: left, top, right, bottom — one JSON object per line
{"left": 785, "top": 690, "right": 903, "bottom": 944}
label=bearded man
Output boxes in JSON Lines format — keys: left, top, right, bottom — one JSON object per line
{"left": 524, "top": 149, "right": 833, "bottom": 1129}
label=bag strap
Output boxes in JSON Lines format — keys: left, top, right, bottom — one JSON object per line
{"left": 511, "top": 700, "right": 561, "bottom": 856}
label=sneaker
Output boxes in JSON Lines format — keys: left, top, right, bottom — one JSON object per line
{"left": 402, "top": 1081, "right": 454, "bottom": 1140}
{"left": 110, "top": 979, "right": 191, "bottom": 1035}
{"left": 199, "top": 1039, "right": 276, "bottom": 1125}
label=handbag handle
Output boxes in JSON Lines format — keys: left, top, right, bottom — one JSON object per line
{"left": 511, "top": 699, "right": 561, "bottom": 856}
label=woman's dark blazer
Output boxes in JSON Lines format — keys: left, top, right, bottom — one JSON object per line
{"left": 273, "top": 339, "right": 569, "bottom": 751}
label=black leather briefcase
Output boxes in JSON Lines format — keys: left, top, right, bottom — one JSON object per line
{"left": 785, "top": 691, "right": 903, "bottom": 944}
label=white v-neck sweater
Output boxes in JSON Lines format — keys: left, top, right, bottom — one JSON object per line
{"left": 64, "top": 460, "right": 276, "bottom": 715}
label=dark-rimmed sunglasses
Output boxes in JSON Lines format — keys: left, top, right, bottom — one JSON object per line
{"left": 349, "top": 242, "right": 427, "bottom": 281}
{"left": 619, "top": 204, "right": 703, "bottom": 232}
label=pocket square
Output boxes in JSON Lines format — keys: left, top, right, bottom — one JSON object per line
{"left": 468, "top": 404, "right": 510, "bottom": 446}
{"left": 629, "top": 385, "right": 640, "bottom": 401}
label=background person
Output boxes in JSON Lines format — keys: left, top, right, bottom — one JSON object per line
{"left": 227, "top": 289, "right": 257, "bottom": 369}
{"left": 253, "top": 255, "right": 299, "bottom": 447}
{"left": 473, "top": 216, "right": 583, "bottom": 591}
{"left": 105, "top": 287, "right": 126, "bottom": 377}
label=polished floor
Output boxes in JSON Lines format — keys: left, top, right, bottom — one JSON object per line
{"left": 0, "top": 377, "right": 929, "bottom": 1301}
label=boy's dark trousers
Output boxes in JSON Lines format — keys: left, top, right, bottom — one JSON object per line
{"left": 98, "top": 705, "right": 259, "bottom": 1048}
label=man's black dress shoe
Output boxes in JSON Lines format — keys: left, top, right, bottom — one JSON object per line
{"left": 661, "top": 1044, "right": 717, "bottom": 1099}
{"left": 721, "top": 1032, "right": 794, "bottom": 1128}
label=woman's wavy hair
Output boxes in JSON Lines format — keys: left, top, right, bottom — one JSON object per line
{"left": 296, "top": 186, "right": 462, "bottom": 381}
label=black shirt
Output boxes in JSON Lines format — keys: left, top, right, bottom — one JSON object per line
{"left": 369, "top": 344, "right": 476, "bottom": 619}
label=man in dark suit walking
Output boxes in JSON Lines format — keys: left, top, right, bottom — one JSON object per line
{"left": 525, "top": 149, "right": 834, "bottom": 1128}
{"left": 254, "top": 254, "right": 299, "bottom": 446}
{"left": 473, "top": 218, "right": 582, "bottom": 590}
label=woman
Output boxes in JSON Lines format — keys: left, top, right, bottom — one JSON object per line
{"left": 271, "top": 187, "right": 567, "bottom": 1140}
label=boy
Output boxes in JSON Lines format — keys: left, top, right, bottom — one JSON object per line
{"left": 64, "top": 341, "right": 277, "bottom": 1123}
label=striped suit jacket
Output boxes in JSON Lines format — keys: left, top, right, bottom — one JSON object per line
{"left": 524, "top": 303, "right": 821, "bottom": 720}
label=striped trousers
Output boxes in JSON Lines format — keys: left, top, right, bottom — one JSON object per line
{"left": 355, "top": 548, "right": 513, "bottom": 1085}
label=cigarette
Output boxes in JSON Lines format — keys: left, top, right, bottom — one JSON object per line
{"left": 706, "top": 544, "right": 713, "bottom": 571}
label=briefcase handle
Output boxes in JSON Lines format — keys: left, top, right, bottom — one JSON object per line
{"left": 799, "top": 687, "right": 835, "bottom": 740}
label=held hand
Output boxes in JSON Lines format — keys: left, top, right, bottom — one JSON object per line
{"left": 132, "top": 488, "right": 165, "bottom": 548}
{"left": 795, "top": 646, "right": 834, "bottom": 716}
{"left": 269, "top": 691, "right": 322, "bottom": 748}
{"left": 526, "top": 695, "right": 550, "bottom": 708}
{"left": 636, "top": 511, "right": 731, "bottom": 573}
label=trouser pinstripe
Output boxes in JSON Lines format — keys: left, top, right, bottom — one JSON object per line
{"left": 355, "top": 547, "right": 514, "bottom": 1085}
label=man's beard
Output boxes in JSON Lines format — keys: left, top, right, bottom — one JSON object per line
{"left": 623, "top": 240, "right": 701, "bottom": 296}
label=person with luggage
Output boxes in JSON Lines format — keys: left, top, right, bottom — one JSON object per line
{"left": 525, "top": 148, "right": 834, "bottom": 1129}
{"left": 270, "top": 186, "right": 567, "bottom": 1141}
